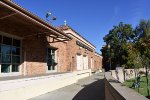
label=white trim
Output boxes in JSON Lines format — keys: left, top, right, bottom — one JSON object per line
{"left": 95, "top": 53, "right": 103, "bottom": 58}
{"left": 0, "top": 65, "right": 22, "bottom": 77}
{"left": 63, "top": 29, "right": 95, "bottom": 50}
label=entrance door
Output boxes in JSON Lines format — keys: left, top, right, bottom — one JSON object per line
{"left": 76, "top": 55, "right": 83, "bottom": 70}
{"left": 83, "top": 56, "right": 88, "bottom": 69}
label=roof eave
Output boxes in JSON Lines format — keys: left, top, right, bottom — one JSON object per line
{"left": 1, "top": 0, "right": 72, "bottom": 40}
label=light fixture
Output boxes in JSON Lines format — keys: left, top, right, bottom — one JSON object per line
{"left": 46, "top": 11, "right": 57, "bottom": 23}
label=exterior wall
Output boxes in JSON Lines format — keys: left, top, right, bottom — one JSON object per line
{"left": 0, "top": 10, "right": 102, "bottom": 77}
{"left": 22, "top": 35, "right": 47, "bottom": 76}
{"left": 66, "top": 38, "right": 95, "bottom": 71}
{"left": 50, "top": 42, "right": 69, "bottom": 72}
{"left": 0, "top": 24, "right": 103, "bottom": 77}
{"left": 0, "top": 25, "right": 48, "bottom": 76}
{"left": 94, "top": 54, "right": 102, "bottom": 71}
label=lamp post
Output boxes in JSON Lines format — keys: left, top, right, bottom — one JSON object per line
{"left": 108, "top": 44, "right": 111, "bottom": 70}
{"left": 46, "top": 11, "right": 56, "bottom": 23}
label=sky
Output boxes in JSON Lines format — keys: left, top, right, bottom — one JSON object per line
{"left": 13, "top": 0, "right": 150, "bottom": 53}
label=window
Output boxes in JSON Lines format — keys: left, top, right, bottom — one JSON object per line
{"left": 47, "top": 48, "right": 57, "bottom": 71}
{"left": 0, "top": 35, "right": 21, "bottom": 73}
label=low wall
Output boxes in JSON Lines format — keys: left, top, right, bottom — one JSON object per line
{"left": 105, "top": 72, "right": 148, "bottom": 100}
{"left": 111, "top": 68, "right": 146, "bottom": 83}
{"left": 0, "top": 69, "right": 91, "bottom": 100}
{"left": 75, "top": 69, "right": 91, "bottom": 80}
{"left": 104, "top": 78, "right": 125, "bottom": 100}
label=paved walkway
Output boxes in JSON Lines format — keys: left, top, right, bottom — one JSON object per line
{"left": 105, "top": 72, "right": 148, "bottom": 100}
{"left": 30, "top": 73, "right": 105, "bottom": 100}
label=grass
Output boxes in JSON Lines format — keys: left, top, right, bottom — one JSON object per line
{"left": 123, "top": 75, "right": 150, "bottom": 98}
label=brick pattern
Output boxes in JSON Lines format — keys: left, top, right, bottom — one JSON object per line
{"left": 94, "top": 55, "right": 102, "bottom": 71}
{"left": 0, "top": 19, "right": 102, "bottom": 76}
{"left": 66, "top": 38, "right": 96, "bottom": 71}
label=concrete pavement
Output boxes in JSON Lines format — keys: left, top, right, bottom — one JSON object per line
{"left": 30, "top": 73, "right": 105, "bottom": 100}
{"left": 105, "top": 72, "right": 148, "bottom": 100}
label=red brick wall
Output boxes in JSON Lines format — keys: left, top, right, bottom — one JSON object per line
{"left": 94, "top": 55, "right": 102, "bottom": 71}
{"left": 0, "top": 23, "right": 102, "bottom": 76}
{"left": 50, "top": 42, "right": 69, "bottom": 72}
{"left": 0, "top": 21, "right": 48, "bottom": 76}
{"left": 22, "top": 35, "right": 47, "bottom": 75}
{"left": 66, "top": 38, "right": 96, "bottom": 71}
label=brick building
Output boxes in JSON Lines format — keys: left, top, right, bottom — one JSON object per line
{"left": 56, "top": 25, "right": 102, "bottom": 72}
{"left": 0, "top": 0, "right": 102, "bottom": 77}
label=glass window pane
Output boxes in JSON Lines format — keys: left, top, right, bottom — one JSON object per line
{"left": 0, "top": 54, "right": 1, "bottom": 63}
{"left": 47, "top": 58, "right": 52, "bottom": 65}
{"left": 13, "top": 39, "right": 20, "bottom": 47}
{"left": 12, "top": 56, "right": 20, "bottom": 63}
{"left": 48, "top": 48, "right": 51, "bottom": 53}
{"left": 1, "top": 64, "right": 10, "bottom": 73}
{"left": 3, "top": 36, "right": 12, "bottom": 45}
{"left": 48, "top": 65, "right": 52, "bottom": 70}
{"left": 47, "top": 48, "right": 56, "bottom": 70}
{"left": 12, "top": 47, "right": 20, "bottom": 55}
{"left": 0, "top": 35, "right": 2, "bottom": 43}
{"left": 2, "top": 54, "right": 11, "bottom": 63}
{"left": 1, "top": 45, "right": 11, "bottom": 54}
{"left": 48, "top": 53, "right": 52, "bottom": 58}
{"left": 12, "top": 64, "right": 19, "bottom": 72}
{"left": 52, "top": 49, "right": 55, "bottom": 53}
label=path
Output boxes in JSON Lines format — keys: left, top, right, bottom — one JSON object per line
{"left": 30, "top": 73, "right": 105, "bottom": 100}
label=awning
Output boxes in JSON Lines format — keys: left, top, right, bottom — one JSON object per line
{"left": 0, "top": 0, "right": 72, "bottom": 43}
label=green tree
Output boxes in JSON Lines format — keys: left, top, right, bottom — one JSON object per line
{"left": 135, "top": 20, "right": 150, "bottom": 59}
{"left": 102, "top": 22, "right": 134, "bottom": 70}
{"left": 141, "top": 55, "right": 150, "bottom": 96}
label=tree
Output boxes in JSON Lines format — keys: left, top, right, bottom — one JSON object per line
{"left": 135, "top": 20, "right": 150, "bottom": 59}
{"left": 142, "top": 56, "right": 150, "bottom": 97}
{"left": 102, "top": 22, "right": 134, "bottom": 70}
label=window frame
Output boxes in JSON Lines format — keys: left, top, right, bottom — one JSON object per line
{"left": 0, "top": 31, "right": 22, "bottom": 77}
{"left": 46, "top": 47, "right": 57, "bottom": 73}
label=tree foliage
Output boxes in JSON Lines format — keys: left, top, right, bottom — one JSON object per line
{"left": 101, "top": 20, "right": 150, "bottom": 71}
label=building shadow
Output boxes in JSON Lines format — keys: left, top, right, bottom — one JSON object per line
{"left": 72, "top": 79, "right": 105, "bottom": 100}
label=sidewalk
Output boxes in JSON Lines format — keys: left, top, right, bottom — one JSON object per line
{"left": 30, "top": 73, "right": 105, "bottom": 100}
{"left": 105, "top": 72, "right": 148, "bottom": 100}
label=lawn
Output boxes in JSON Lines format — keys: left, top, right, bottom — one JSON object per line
{"left": 123, "top": 76, "right": 150, "bottom": 98}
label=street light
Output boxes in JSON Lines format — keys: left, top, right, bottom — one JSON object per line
{"left": 46, "top": 11, "right": 56, "bottom": 23}
{"left": 108, "top": 44, "right": 112, "bottom": 70}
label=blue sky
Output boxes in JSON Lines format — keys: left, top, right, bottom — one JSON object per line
{"left": 13, "top": 0, "right": 150, "bottom": 53}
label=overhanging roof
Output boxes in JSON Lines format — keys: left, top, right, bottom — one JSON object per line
{"left": 0, "top": 0, "right": 72, "bottom": 42}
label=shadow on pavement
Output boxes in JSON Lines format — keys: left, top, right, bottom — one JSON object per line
{"left": 72, "top": 79, "right": 105, "bottom": 100}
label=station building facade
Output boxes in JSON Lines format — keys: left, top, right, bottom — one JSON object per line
{"left": 56, "top": 25, "right": 102, "bottom": 72}
{"left": 0, "top": 0, "right": 102, "bottom": 77}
